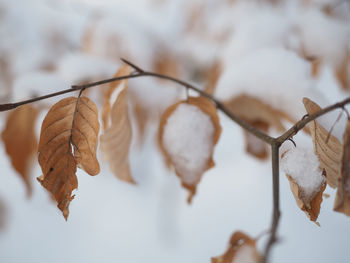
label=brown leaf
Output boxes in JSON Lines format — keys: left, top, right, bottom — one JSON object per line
{"left": 211, "top": 231, "right": 261, "bottom": 263}
{"left": 303, "top": 97, "right": 343, "bottom": 188}
{"left": 286, "top": 174, "right": 326, "bottom": 224}
{"left": 102, "top": 65, "right": 131, "bottom": 130}
{"left": 335, "top": 50, "right": 350, "bottom": 90}
{"left": 225, "top": 94, "right": 293, "bottom": 160}
{"left": 1, "top": 105, "right": 39, "bottom": 197}
{"left": 243, "top": 121, "right": 269, "bottom": 160}
{"left": 38, "top": 96, "right": 100, "bottom": 220}
{"left": 158, "top": 96, "right": 221, "bottom": 203}
{"left": 100, "top": 73, "right": 134, "bottom": 183}
{"left": 334, "top": 121, "right": 350, "bottom": 216}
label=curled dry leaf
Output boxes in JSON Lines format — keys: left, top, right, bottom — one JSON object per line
{"left": 100, "top": 66, "right": 134, "bottom": 183}
{"left": 159, "top": 96, "right": 221, "bottom": 203}
{"left": 1, "top": 105, "right": 39, "bottom": 197}
{"left": 303, "top": 98, "right": 343, "bottom": 188}
{"left": 334, "top": 121, "right": 350, "bottom": 216}
{"left": 38, "top": 96, "right": 100, "bottom": 220}
{"left": 225, "top": 94, "right": 292, "bottom": 160}
{"left": 211, "top": 231, "right": 261, "bottom": 263}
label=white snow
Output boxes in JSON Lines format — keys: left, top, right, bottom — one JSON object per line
{"left": 281, "top": 147, "right": 326, "bottom": 201}
{"left": 162, "top": 103, "right": 215, "bottom": 185}
{"left": 233, "top": 245, "right": 259, "bottom": 263}
{"left": 215, "top": 47, "right": 319, "bottom": 120}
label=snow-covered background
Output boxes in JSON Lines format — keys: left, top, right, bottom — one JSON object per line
{"left": 0, "top": 0, "right": 350, "bottom": 262}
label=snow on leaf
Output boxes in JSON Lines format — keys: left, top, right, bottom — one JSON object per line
{"left": 158, "top": 96, "right": 221, "bottom": 203}
{"left": 211, "top": 231, "right": 261, "bottom": 263}
{"left": 334, "top": 121, "right": 350, "bottom": 216}
{"left": 38, "top": 96, "right": 100, "bottom": 220}
{"left": 281, "top": 147, "right": 326, "bottom": 223}
{"left": 303, "top": 97, "right": 343, "bottom": 188}
{"left": 1, "top": 105, "right": 39, "bottom": 197}
{"left": 100, "top": 69, "right": 134, "bottom": 184}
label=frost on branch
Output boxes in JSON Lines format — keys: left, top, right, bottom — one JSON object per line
{"left": 100, "top": 66, "right": 135, "bottom": 183}
{"left": 303, "top": 97, "right": 343, "bottom": 188}
{"left": 281, "top": 147, "right": 326, "bottom": 223}
{"left": 159, "top": 96, "right": 221, "bottom": 203}
{"left": 1, "top": 105, "right": 39, "bottom": 197}
{"left": 211, "top": 231, "right": 261, "bottom": 263}
{"left": 334, "top": 121, "right": 350, "bottom": 216}
{"left": 37, "top": 97, "right": 100, "bottom": 220}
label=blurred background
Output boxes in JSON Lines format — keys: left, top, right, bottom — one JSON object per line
{"left": 0, "top": 0, "right": 350, "bottom": 262}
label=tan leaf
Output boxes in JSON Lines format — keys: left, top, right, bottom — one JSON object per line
{"left": 38, "top": 96, "right": 100, "bottom": 220}
{"left": 211, "top": 231, "right": 261, "bottom": 263}
{"left": 204, "top": 61, "right": 221, "bottom": 95}
{"left": 100, "top": 75, "right": 134, "bottom": 184}
{"left": 335, "top": 50, "right": 350, "bottom": 90}
{"left": 282, "top": 147, "right": 326, "bottom": 223}
{"left": 1, "top": 105, "right": 39, "bottom": 197}
{"left": 287, "top": 174, "right": 326, "bottom": 224}
{"left": 225, "top": 94, "right": 294, "bottom": 160}
{"left": 158, "top": 96, "right": 221, "bottom": 203}
{"left": 303, "top": 97, "right": 343, "bottom": 188}
{"left": 334, "top": 121, "right": 350, "bottom": 216}
{"left": 243, "top": 121, "right": 269, "bottom": 160}
{"left": 101, "top": 65, "right": 131, "bottom": 130}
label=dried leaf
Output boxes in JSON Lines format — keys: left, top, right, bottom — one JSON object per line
{"left": 334, "top": 121, "right": 350, "bottom": 216}
{"left": 100, "top": 71, "right": 134, "bottom": 183}
{"left": 204, "top": 61, "right": 221, "bottom": 95}
{"left": 1, "top": 105, "right": 39, "bottom": 197}
{"left": 243, "top": 121, "right": 269, "bottom": 160}
{"left": 287, "top": 174, "right": 326, "bottom": 224}
{"left": 335, "top": 50, "right": 350, "bottom": 90}
{"left": 303, "top": 98, "right": 343, "bottom": 188}
{"left": 158, "top": 96, "right": 221, "bottom": 203}
{"left": 102, "top": 65, "right": 131, "bottom": 130}
{"left": 225, "top": 94, "right": 292, "bottom": 159}
{"left": 211, "top": 231, "right": 261, "bottom": 263}
{"left": 38, "top": 96, "right": 100, "bottom": 220}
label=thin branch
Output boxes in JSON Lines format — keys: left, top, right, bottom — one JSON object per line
{"left": 0, "top": 60, "right": 274, "bottom": 145}
{"left": 277, "top": 97, "right": 350, "bottom": 144}
{"left": 263, "top": 142, "right": 281, "bottom": 263}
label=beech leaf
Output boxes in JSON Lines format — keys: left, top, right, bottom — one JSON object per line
{"left": 211, "top": 231, "right": 261, "bottom": 263}
{"left": 303, "top": 97, "right": 343, "bottom": 188}
{"left": 334, "top": 121, "right": 350, "bottom": 216}
{"left": 101, "top": 65, "right": 131, "bottom": 130}
{"left": 38, "top": 96, "right": 100, "bottom": 220}
{"left": 158, "top": 96, "right": 221, "bottom": 203}
{"left": 225, "top": 94, "right": 292, "bottom": 159}
{"left": 100, "top": 67, "right": 134, "bottom": 183}
{"left": 1, "top": 105, "right": 39, "bottom": 197}
{"left": 282, "top": 147, "right": 326, "bottom": 223}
